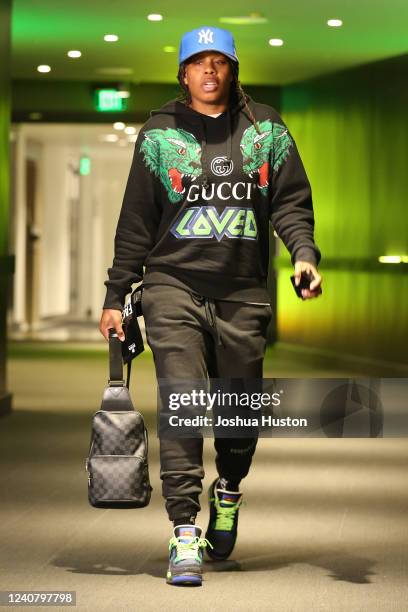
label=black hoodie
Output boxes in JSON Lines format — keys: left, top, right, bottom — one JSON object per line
{"left": 103, "top": 94, "right": 321, "bottom": 310}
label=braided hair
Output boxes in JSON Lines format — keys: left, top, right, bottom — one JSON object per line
{"left": 176, "top": 58, "right": 261, "bottom": 134}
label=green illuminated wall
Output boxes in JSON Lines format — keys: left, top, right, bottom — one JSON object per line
{"left": 277, "top": 54, "right": 408, "bottom": 365}
{"left": 0, "top": 0, "right": 12, "bottom": 414}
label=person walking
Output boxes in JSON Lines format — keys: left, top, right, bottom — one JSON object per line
{"left": 99, "top": 25, "right": 322, "bottom": 586}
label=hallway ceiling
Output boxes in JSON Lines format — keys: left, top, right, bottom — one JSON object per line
{"left": 12, "top": 0, "right": 408, "bottom": 86}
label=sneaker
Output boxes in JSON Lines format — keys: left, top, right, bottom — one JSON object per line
{"left": 166, "top": 524, "right": 213, "bottom": 586}
{"left": 205, "top": 478, "right": 243, "bottom": 561}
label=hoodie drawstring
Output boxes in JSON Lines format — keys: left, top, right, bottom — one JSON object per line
{"left": 226, "top": 107, "right": 233, "bottom": 165}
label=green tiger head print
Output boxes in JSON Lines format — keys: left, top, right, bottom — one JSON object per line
{"left": 240, "top": 119, "right": 293, "bottom": 196}
{"left": 140, "top": 127, "right": 202, "bottom": 203}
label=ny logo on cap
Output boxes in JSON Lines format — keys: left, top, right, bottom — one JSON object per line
{"left": 198, "top": 28, "right": 214, "bottom": 44}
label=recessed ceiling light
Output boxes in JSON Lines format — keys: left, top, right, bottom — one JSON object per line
{"left": 124, "top": 126, "right": 136, "bottom": 135}
{"left": 37, "top": 65, "right": 51, "bottom": 73}
{"left": 147, "top": 14, "right": 163, "bottom": 21}
{"left": 268, "top": 39, "right": 284, "bottom": 47}
{"left": 67, "top": 50, "right": 81, "bottom": 58}
{"left": 163, "top": 45, "right": 176, "bottom": 53}
{"left": 327, "top": 19, "right": 343, "bottom": 27}
{"left": 113, "top": 122, "right": 126, "bottom": 130}
{"left": 220, "top": 13, "right": 268, "bottom": 25}
{"left": 100, "top": 134, "right": 119, "bottom": 143}
{"left": 104, "top": 34, "right": 119, "bottom": 42}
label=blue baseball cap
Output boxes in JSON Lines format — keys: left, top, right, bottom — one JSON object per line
{"left": 179, "top": 25, "right": 239, "bottom": 65}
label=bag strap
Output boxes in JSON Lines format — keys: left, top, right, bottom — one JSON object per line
{"left": 126, "top": 360, "right": 132, "bottom": 389}
{"left": 108, "top": 328, "right": 132, "bottom": 389}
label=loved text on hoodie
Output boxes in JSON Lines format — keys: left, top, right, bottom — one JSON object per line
{"left": 103, "top": 94, "right": 321, "bottom": 310}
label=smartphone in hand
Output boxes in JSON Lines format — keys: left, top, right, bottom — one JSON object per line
{"left": 290, "top": 271, "right": 314, "bottom": 299}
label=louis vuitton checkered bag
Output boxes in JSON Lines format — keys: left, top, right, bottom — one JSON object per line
{"left": 86, "top": 328, "right": 152, "bottom": 508}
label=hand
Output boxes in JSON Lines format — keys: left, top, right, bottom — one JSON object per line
{"left": 293, "top": 261, "right": 322, "bottom": 300}
{"left": 99, "top": 308, "right": 125, "bottom": 342}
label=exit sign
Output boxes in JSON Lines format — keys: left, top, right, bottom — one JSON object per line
{"left": 95, "top": 89, "right": 126, "bottom": 112}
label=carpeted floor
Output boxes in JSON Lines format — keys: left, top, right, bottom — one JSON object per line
{"left": 1, "top": 343, "right": 407, "bottom": 611}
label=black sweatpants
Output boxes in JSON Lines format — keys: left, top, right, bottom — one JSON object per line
{"left": 141, "top": 283, "right": 272, "bottom": 522}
